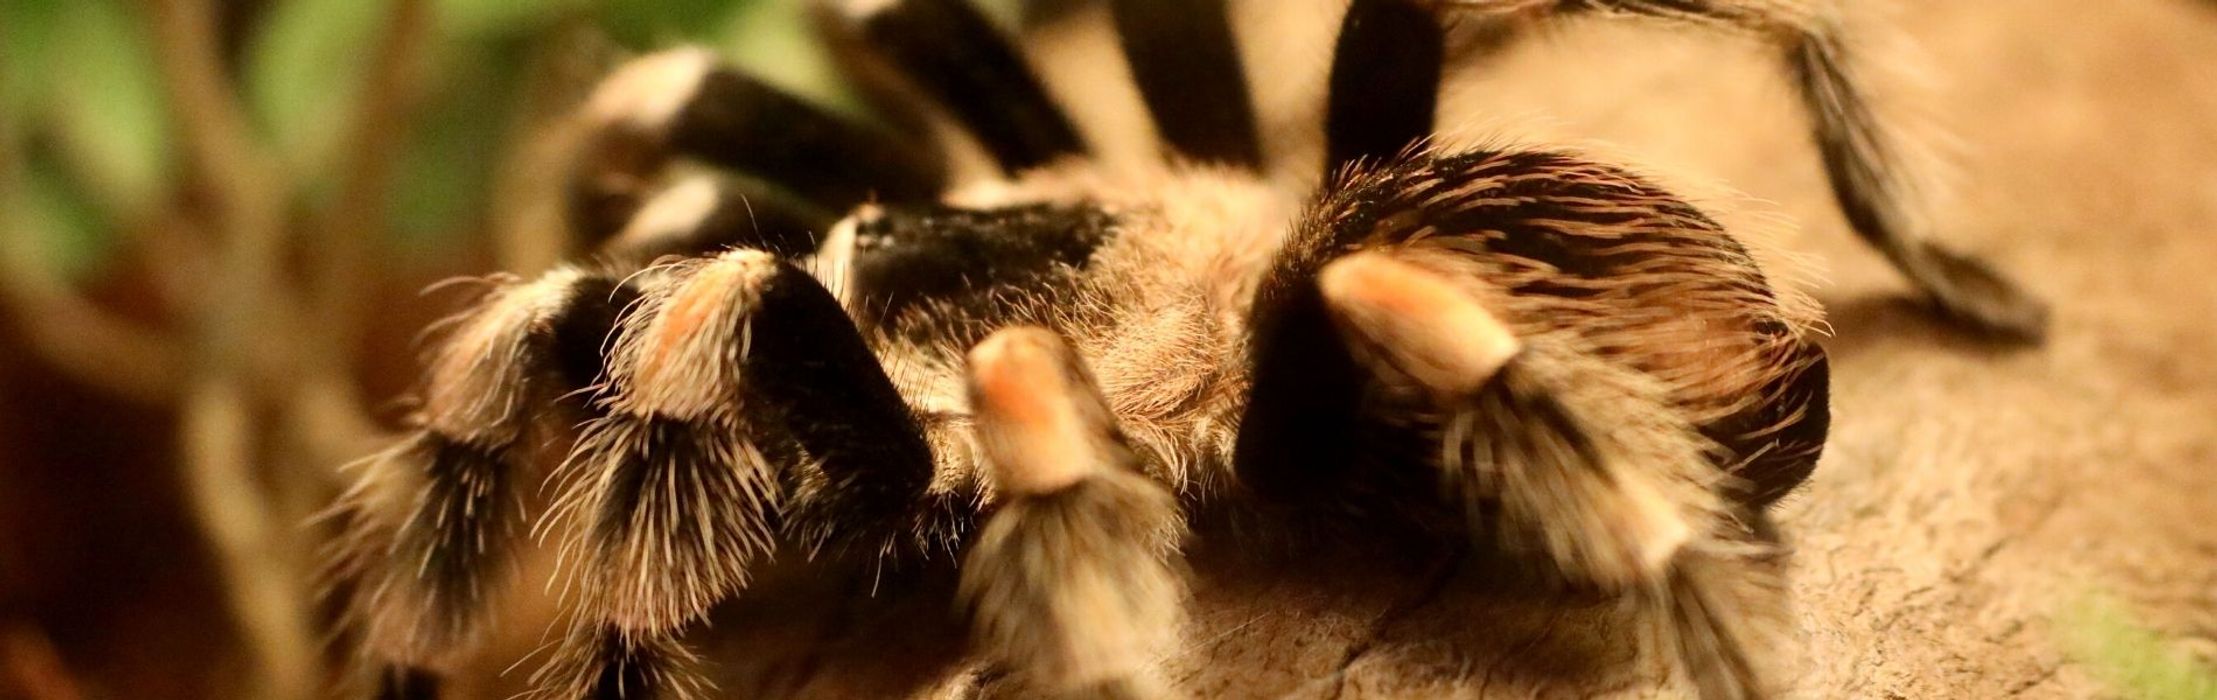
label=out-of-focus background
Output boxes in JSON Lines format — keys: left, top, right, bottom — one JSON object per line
{"left": 0, "top": 1, "right": 879, "bottom": 697}
{"left": 1, "top": 0, "right": 2215, "bottom": 698}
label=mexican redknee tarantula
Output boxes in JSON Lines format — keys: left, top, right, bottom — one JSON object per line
{"left": 326, "top": 0, "right": 2047, "bottom": 698}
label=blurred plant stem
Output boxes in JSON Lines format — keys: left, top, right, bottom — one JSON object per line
{"left": 146, "top": 0, "right": 428, "bottom": 696}
{"left": 306, "top": 0, "right": 428, "bottom": 377}
{"left": 2, "top": 0, "right": 777, "bottom": 695}
{"left": 148, "top": 0, "right": 317, "bottom": 695}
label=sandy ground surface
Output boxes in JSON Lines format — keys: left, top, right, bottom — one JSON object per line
{"left": 439, "top": 1, "right": 2217, "bottom": 697}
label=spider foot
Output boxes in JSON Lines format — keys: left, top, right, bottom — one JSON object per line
{"left": 1907, "top": 241, "right": 2050, "bottom": 343}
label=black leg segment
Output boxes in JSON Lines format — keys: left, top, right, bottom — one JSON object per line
{"left": 1324, "top": 0, "right": 1445, "bottom": 177}
{"left": 741, "top": 254, "right": 955, "bottom": 554}
{"left": 1233, "top": 265, "right": 1379, "bottom": 513}
{"left": 671, "top": 67, "right": 947, "bottom": 209}
{"left": 374, "top": 665, "right": 439, "bottom": 700}
{"left": 1111, "top": 0, "right": 1265, "bottom": 169}
{"left": 843, "top": 0, "right": 1089, "bottom": 172}
{"left": 844, "top": 202, "right": 1118, "bottom": 330}
{"left": 572, "top": 53, "right": 944, "bottom": 242}
{"left": 560, "top": 249, "right": 943, "bottom": 634}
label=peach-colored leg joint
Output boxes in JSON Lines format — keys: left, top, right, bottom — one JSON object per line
{"left": 965, "top": 326, "right": 1122, "bottom": 496}
{"left": 1318, "top": 251, "right": 1522, "bottom": 396}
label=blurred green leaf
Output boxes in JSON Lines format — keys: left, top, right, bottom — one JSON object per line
{"left": 7, "top": 149, "right": 117, "bottom": 280}
{"left": 245, "top": 0, "right": 381, "bottom": 178}
{"left": 1, "top": 0, "right": 163, "bottom": 278}
{"left": 2063, "top": 594, "right": 2217, "bottom": 700}
{"left": 0, "top": 0, "right": 65, "bottom": 132}
{"left": 44, "top": 0, "right": 174, "bottom": 218}
{"left": 598, "top": 0, "right": 756, "bottom": 49}
{"left": 717, "top": 0, "right": 855, "bottom": 115}
{"left": 388, "top": 35, "right": 531, "bottom": 246}
{"left": 437, "top": 0, "right": 584, "bottom": 40}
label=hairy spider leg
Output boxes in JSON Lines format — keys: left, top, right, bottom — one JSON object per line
{"left": 959, "top": 327, "right": 1185, "bottom": 699}
{"left": 1523, "top": 0, "right": 2049, "bottom": 339}
{"left": 325, "top": 268, "right": 636, "bottom": 691}
{"left": 1324, "top": 0, "right": 1847, "bottom": 512}
{"left": 1109, "top": 0, "right": 1266, "bottom": 169}
{"left": 531, "top": 622, "right": 705, "bottom": 700}
{"left": 572, "top": 49, "right": 946, "bottom": 243}
{"left": 1325, "top": 253, "right": 1782, "bottom": 700}
{"left": 542, "top": 249, "right": 950, "bottom": 697}
{"left": 1238, "top": 147, "right": 1826, "bottom": 700}
{"left": 830, "top": 0, "right": 1090, "bottom": 173}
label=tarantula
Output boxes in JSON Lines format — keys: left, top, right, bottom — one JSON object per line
{"left": 326, "top": 0, "right": 2044, "bottom": 698}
